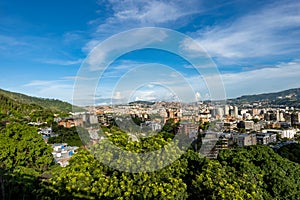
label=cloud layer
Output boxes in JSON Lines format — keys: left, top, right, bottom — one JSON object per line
{"left": 197, "top": 1, "right": 300, "bottom": 62}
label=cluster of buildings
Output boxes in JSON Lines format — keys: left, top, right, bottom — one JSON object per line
{"left": 201, "top": 130, "right": 295, "bottom": 159}
{"left": 30, "top": 120, "right": 83, "bottom": 167}
{"left": 51, "top": 143, "right": 79, "bottom": 167}
{"left": 34, "top": 126, "right": 80, "bottom": 167}
{"left": 48, "top": 100, "right": 300, "bottom": 160}
{"left": 37, "top": 127, "right": 58, "bottom": 142}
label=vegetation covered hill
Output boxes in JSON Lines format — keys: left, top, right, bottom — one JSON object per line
{"left": 0, "top": 93, "right": 54, "bottom": 123}
{"left": 0, "top": 88, "right": 84, "bottom": 113}
{"left": 229, "top": 88, "right": 300, "bottom": 108}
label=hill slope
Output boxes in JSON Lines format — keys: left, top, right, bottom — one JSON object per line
{"left": 0, "top": 93, "right": 54, "bottom": 123}
{"left": 0, "top": 88, "right": 84, "bottom": 113}
{"left": 229, "top": 88, "right": 300, "bottom": 108}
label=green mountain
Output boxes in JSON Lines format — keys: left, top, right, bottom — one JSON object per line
{"left": 0, "top": 93, "right": 53, "bottom": 123}
{"left": 229, "top": 88, "right": 300, "bottom": 108}
{"left": 0, "top": 88, "right": 84, "bottom": 114}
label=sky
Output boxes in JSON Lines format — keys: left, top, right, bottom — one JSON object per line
{"left": 1, "top": 0, "right": 300, "bottom": 105}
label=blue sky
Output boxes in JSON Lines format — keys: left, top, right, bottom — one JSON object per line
{"left": 1, "top": 0, "right": 300, "bottom": 105}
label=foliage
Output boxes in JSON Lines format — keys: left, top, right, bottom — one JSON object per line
{"left": 0, "top": 93, "right": 54, "bottom": 123}
{"left": 161, "top": 119, "right": 180, "bottom": 135}
{"left": 199, "top": 121, "right": 209, "bottom": 131}
{"left": 191, "top": 160, "right": 263, "bottom": 199}
{"left": 44, "top": 131, "right": 188, "bottom": 200}
{"left": 2, "top": 122, "right": 300, "bottom": 200}
{"left": 217, "top": 146, "right": 300, "bottom": 199}
{"left": 0, "top": 123, "right": 55, "bottom": 199}
{"left": 47, "top": 123, "right": 83, "bottom": 147}
{"left": 277, "top": 143, "right": 300, "bottom": 164}
{"left": 0, "top": 88, "right": 85, "bottom": 113}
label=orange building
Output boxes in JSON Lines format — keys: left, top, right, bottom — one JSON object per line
{"left": 58, "top": 118, "right": 84, "bottom": 128}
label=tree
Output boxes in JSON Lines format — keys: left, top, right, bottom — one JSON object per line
{"left": 48, "top": 123, "right": 83, "bottom": 147}
{"left": 161, "top": 119, "right": 180, "bottom": 134}
{"left": 0, "top": 123, "right": 54, "bottom": 199}
{"left": 218, "top": 145, "right": 300, "bottom": 199}
{"left": 191, "top": 160, "right": 263, "bottom": 199}
{"left": 199, "top": 121, "right": 209, "bottom": 131}
{"left": 46, "top": 149, "right": 188, "bottom": 199}
{"left": 277, "top": 143, "right": 300, "bottom": 164}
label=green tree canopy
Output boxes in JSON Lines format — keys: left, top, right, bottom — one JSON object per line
{"left": 0, "top": 123, "right": 55, "bottom": 199}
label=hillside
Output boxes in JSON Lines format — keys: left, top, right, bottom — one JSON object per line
{"left": 229, "top": 88, "right": 300, "bottom": 108}
{"left": 0, "top": 93, "right": 53, "bottom": 123}
{"left": 0, "top": 88, "right": 84, "bottom": 113}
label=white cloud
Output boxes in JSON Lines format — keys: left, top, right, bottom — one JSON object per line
{"left": 113, "top": 91, "right": 123, "bottom": 100}
{"left": 63, "top": 31, "right": 86, "bottom": 44}
{"left": 83, "top": 0, "right": 203, "bottom": 52}
{"left": 22, "top": 60, "right": 300, "bottom": 105}
{"left": 23, "top": 80, "right": 74, "bottom": 102}
{"left": 184, "top": 60, "right": 300, "bottom": 99}
{"left": 0, "top": 35, "right": 28, "bottom": 47}
{"left": 221, "top": 60, "right": 300, "bottom": 98}
{"left": 41, "top": 58, "right": 83, "bottom": 66}
{"left": 63, "top": 76, "right": 97, "bottom": 81}
{"left": 100, "top": 0, "right": 202, "bottom": 25}
{"left": 84, "top": 28, "right": 168, "bottom": 70}
{"left": 179, "top": 37, "right": 207, "bottom": 58}
{"left": 110, "top": 0, "right": 197, "bottom": 24}
{"left": 197, "top": 1, "right": 300, "bottom": 60}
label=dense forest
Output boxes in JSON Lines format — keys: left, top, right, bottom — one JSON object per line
{"left": 1, "top": 122, "right": 300, "bottom": 199}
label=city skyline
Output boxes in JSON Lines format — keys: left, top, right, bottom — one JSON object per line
{"left": 1, "top": 0, "right": 300, "bottom": 104}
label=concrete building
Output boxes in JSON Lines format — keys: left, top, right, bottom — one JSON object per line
{"left": 251, "top": 109, "right": 260, "bottom": 116}
{"left": 89, "top": 114, "right": 99, "bottom": 124}
{"left": 141, "top": 121, "right": 162, "bottom": 132}
{"left": 233, "top": 106, "right": 239, "bottom": 117}
{"left": 223, "top": 122, "right": 237, "bottom": 131}
{"left": 98, "top": 114, "right": 114, "bottom": 126}
{"left": 282, "top": 130, "right": 296, "bottom": 138}
{"left": 38, "top": 127, "right": 52, "bottom": 136}
{"left": 291, "top": 112, "right": 300, "bottom": 126}
{"left": 200, "top": 132, "right": 220, "bottom": 159}
{"left": 238, "top": 120, "right": 254, "bottom": 130}
{"left": 178, "top": 122, "right": 198, "bottom": 138}
{"left": 276, "top": 110, "right": 285, "bottom": 122}
{"left": 58, "top": 118, "right": 83, "bottom": 128}
{"left": 165, "top": 108, "right": 181, "bottom": 123}
{"left": 52, "top": 143, "right": 79, "bottom": 167}
{"left": 234, "top": 134, "right": 256, "bottom": 147}
{"left": 256, "top": 133, "right": 277, "bottom": 145}
{"left": 225, "top": 105, "right": 230, "bottom": 116}
{"left": 262, "top": 129, "right": 296, "bottom": 139}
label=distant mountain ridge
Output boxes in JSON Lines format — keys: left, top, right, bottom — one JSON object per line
{"left": 229, "top": 88, "right": 300, "bottom": 108}
{"left": 1, "top": 87, "right": 300, "bottom": 113}
{"left": 128, "top": 100, "right": 155, "bottom": 105}
{"left": 0, "top": 88, "right": 84, "bottom": 113}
